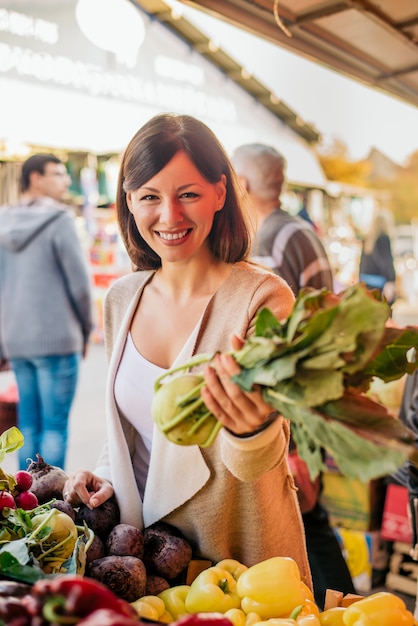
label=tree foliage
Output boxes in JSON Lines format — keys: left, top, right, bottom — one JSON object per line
{"left": 315, "top": 138, "right": 371, "bottom": 187}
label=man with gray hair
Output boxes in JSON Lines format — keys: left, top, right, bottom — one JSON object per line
{"left": 231, "top": 143, "right": 333, "bottom": 295}
{"left": 232, "top": 143, "right": 355, "bottom": 608}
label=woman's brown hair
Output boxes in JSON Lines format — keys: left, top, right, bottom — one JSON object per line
{"left": 116, "top": 113, "right": 252, "bottom": 270}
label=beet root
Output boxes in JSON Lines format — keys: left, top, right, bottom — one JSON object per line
{"left": 145, "top": 574, "right": 170, "bottom": 596}
{"left": 51, "top": 500, "right": 76, "bottom": 521}
{"left": 86, "top": 534, "right": 105, "bottom": 565}
{"left": 75, "top": 496, "right": 120, "bottom": 540}
{"left": 143, "top": 522, "right": 193, "bottom": 579}
{"left": 88, "top": 555, "right": 146, "bottom": 602}
{"left": 26, "top": 454, "right": 68, "bottom": 504}
{"left": 105, "top": 523, "right": 144, "bottom": 559}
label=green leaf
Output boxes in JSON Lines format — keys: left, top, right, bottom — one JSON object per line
{"left": 0, "top": 428, "right": 24, "bottom": 464}
{"left": 233, "top": 336, "right": 283, "bottom": 369}
{"left": 0, "top": 551, "right": 48, "bottom": 583}
{"left": 320, "top": 391, "right": 415, "bottom": 440}
{"left": 255, "top": 307, "right": 282, "bottom": 337}
{"left": 363, "top": 327, "right": 418, "bottom": 381}
{"left": 270, "top": 397, "right": 409, "bottom": 481}
{"left": 0, "top": 537, "right": 30, "bottom": 565}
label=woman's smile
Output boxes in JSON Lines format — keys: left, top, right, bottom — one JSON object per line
{"left": 156, "top": 228, "right": 191, "bottom": 243}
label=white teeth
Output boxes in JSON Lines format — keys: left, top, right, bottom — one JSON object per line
{"left": 159, "top": 230, "right": 188, "bottom": 241}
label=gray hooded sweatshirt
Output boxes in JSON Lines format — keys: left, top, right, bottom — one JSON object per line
{"left": 0, "top": 197, "right": 93, "bottom": 360}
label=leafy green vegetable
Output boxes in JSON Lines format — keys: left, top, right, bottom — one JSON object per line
{"left": 0, "top": 427, "right": 23, "bottom": 465}
{"left": 0, "top": 499, "right": 93, "bottom": 582}
{"left": 152, "top": 284, "right": 418, "bottom": 481}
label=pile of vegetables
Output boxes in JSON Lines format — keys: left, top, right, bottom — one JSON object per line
{"left": 129, "top": 556, "right": 417, "bottom": 626}
{"left": 0, "top": 427, "right": 195, "bottom": 602}
{"left": 152, "top": 284, "right": 418, "bottom": 481}
{"left": 1, "top": 554, "right": 415, "bottom": 625}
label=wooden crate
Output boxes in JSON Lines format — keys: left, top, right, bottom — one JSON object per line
{"left": 385, "top": 541, "right": 418, "bottom": 597}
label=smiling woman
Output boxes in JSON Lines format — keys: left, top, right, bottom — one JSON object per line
{"left": 63, "top": 113, "right": 313, "bottom": 585}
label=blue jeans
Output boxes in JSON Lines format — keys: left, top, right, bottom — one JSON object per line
{"left": 10, "top": 354, "right": 81, "bottom": 470}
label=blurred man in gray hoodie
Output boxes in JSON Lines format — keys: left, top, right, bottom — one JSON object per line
{"left": 0, "top": 154, "right": 93, "bottom": 470}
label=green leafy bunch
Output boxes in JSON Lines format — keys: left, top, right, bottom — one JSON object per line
{"left": 153, "top": 284, "right": 418, "bottom": 482}
{"left": 0, "top": 427, "right": 93, "bottom": 583}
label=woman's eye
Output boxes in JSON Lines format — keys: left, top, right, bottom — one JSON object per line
{"left": 181, "top": 192, "right": 199, "bottom": 199}
{"left": 141, "top": 194, "right": 158, "bottom": 201}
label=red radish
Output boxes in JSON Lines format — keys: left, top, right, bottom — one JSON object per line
{"left": 14, "top": 491, "right": 38, "bottom": 511}
{"left": 14, "top": 470, "right": 33, "bottom": 492}
{"left": 0, "top": 491, "right": 16, "bottom": 510}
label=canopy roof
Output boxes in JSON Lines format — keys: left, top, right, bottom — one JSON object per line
{"left": 137, "top": 0, "right": 418, "bottom": 110}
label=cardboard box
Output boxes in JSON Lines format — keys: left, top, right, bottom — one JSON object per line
{"left": 380, "top": 483, "right": 412, "bottom": 544}
{"left": 320, "top": 472, "right": 386, "bottom": 531}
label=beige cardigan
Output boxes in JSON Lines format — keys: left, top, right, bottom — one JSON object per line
{"left": 97, "top": 261, "right": 312, "bottom": 586}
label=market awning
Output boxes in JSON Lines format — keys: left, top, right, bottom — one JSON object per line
{"left": 138, "top": 0, "right": 418, "bottom": 110}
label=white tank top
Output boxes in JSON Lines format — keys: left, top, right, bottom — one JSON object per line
{"left": 114, "top": 326, "right": 201, "bottom": 498}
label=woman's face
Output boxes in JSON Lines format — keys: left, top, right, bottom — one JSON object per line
{"left": 126, "top": 151, "right": 226, "bottom": 265}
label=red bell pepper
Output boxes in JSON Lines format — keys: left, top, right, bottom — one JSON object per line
{"left": 77, "top": 608, "right": 141, "bottom": 625}
{"left": 31, "top": 574, "right": 137, "bottom": 623}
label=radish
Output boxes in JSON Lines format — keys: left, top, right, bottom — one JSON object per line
{"left": 14, "top": 490, "right": 38, "bottom": 511}
{"left": 14, "top": 470, "right": 33, "bottom": 492}
{"left": 0, "top": 491, "right": 16, "bottom": 510}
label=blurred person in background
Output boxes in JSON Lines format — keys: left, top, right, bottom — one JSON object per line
{"left": 232, "top": 143, "right": 355, "bottom": 608}
{"left": 390, "top": 366, "right": 418, "bottom": 618}
{"left": 231, "top": 144, "right": 333, "bottom": 295}
{"left": 359, "top": 212, "right": 396, "bottom": 311}
{"left": 0, "top": 154, "right": 93, "bottom": 470}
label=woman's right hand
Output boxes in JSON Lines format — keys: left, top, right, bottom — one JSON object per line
{"left": 63, "top": 470, "right": 114, "bottom": 509}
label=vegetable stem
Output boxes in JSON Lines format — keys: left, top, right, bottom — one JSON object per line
{"left": 154, "top": 354, "right": 213, "bottom": 392}
{"left": 187, "top": 411, "right": 213, "bottom": 435}
{"left": 201, "top": 421, "right": 223, "bottom": 447}
{"left": 42, "top": 597, "right": 78, "bottom": 625}
{"left": 27, "top": 509, "right": 56, "bottom": 543}
{"left": 160, "top": 397, "right": 206, "bottom": 433}
{"left": 178, "top": 381, "right": 206, "bottom": 406}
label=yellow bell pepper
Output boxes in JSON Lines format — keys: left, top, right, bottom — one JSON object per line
{"left": 131, "top": 595, "right": 170, "bottom": 621}
{"left": 250, "top": 617, "right": 296, "bottom": 626}
{"left": 236, "top": 557, "right": 305, "bottom": 619}
{"left": 318, "top": 607, "right": 346, "bottom": 626}
{"left": 289, "top": 603, "right": 320, "bottom": 624}
{"left": 342, "top": 591, "right": 415, "bottom": 625}
{"left": 226, "top": 607, "right": 247, "bottom": 626}
{"left": 296, "top": 616, "right": 321, "bottom": 626}
{"left": 246, "top": 613, "right": 263, "bottom": 626}
{"left": 158, "top": 585, "right": 191, "bottom": 620}
{"left": 216, "top": 559, "right": 248, "bottom": 580}
{"left": 296, "top": 599, "right": 320, "bottom": 617}
{"left": 185, "top": 565, "right": 241, "bottom": 613}
{"left": 300, "top": 582, "right": 315, "bottom": 603}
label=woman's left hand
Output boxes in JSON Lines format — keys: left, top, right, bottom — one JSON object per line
{"left": 200, "top": 334, "right": 276, "bottom": 436}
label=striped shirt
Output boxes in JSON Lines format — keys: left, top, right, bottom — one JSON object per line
{"left": 253, "top": 207, "right": 334, "bottom": 295}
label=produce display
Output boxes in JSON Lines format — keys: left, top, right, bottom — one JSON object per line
{"left": 152, "top": 284, "right": 418, "bottom": 481}
{"left": 0, "top": 428, "right": 416, "bottom": 624}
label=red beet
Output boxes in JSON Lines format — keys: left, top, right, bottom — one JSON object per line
{"left": 27, "top": 454, "right": 68, "bottom": 504}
